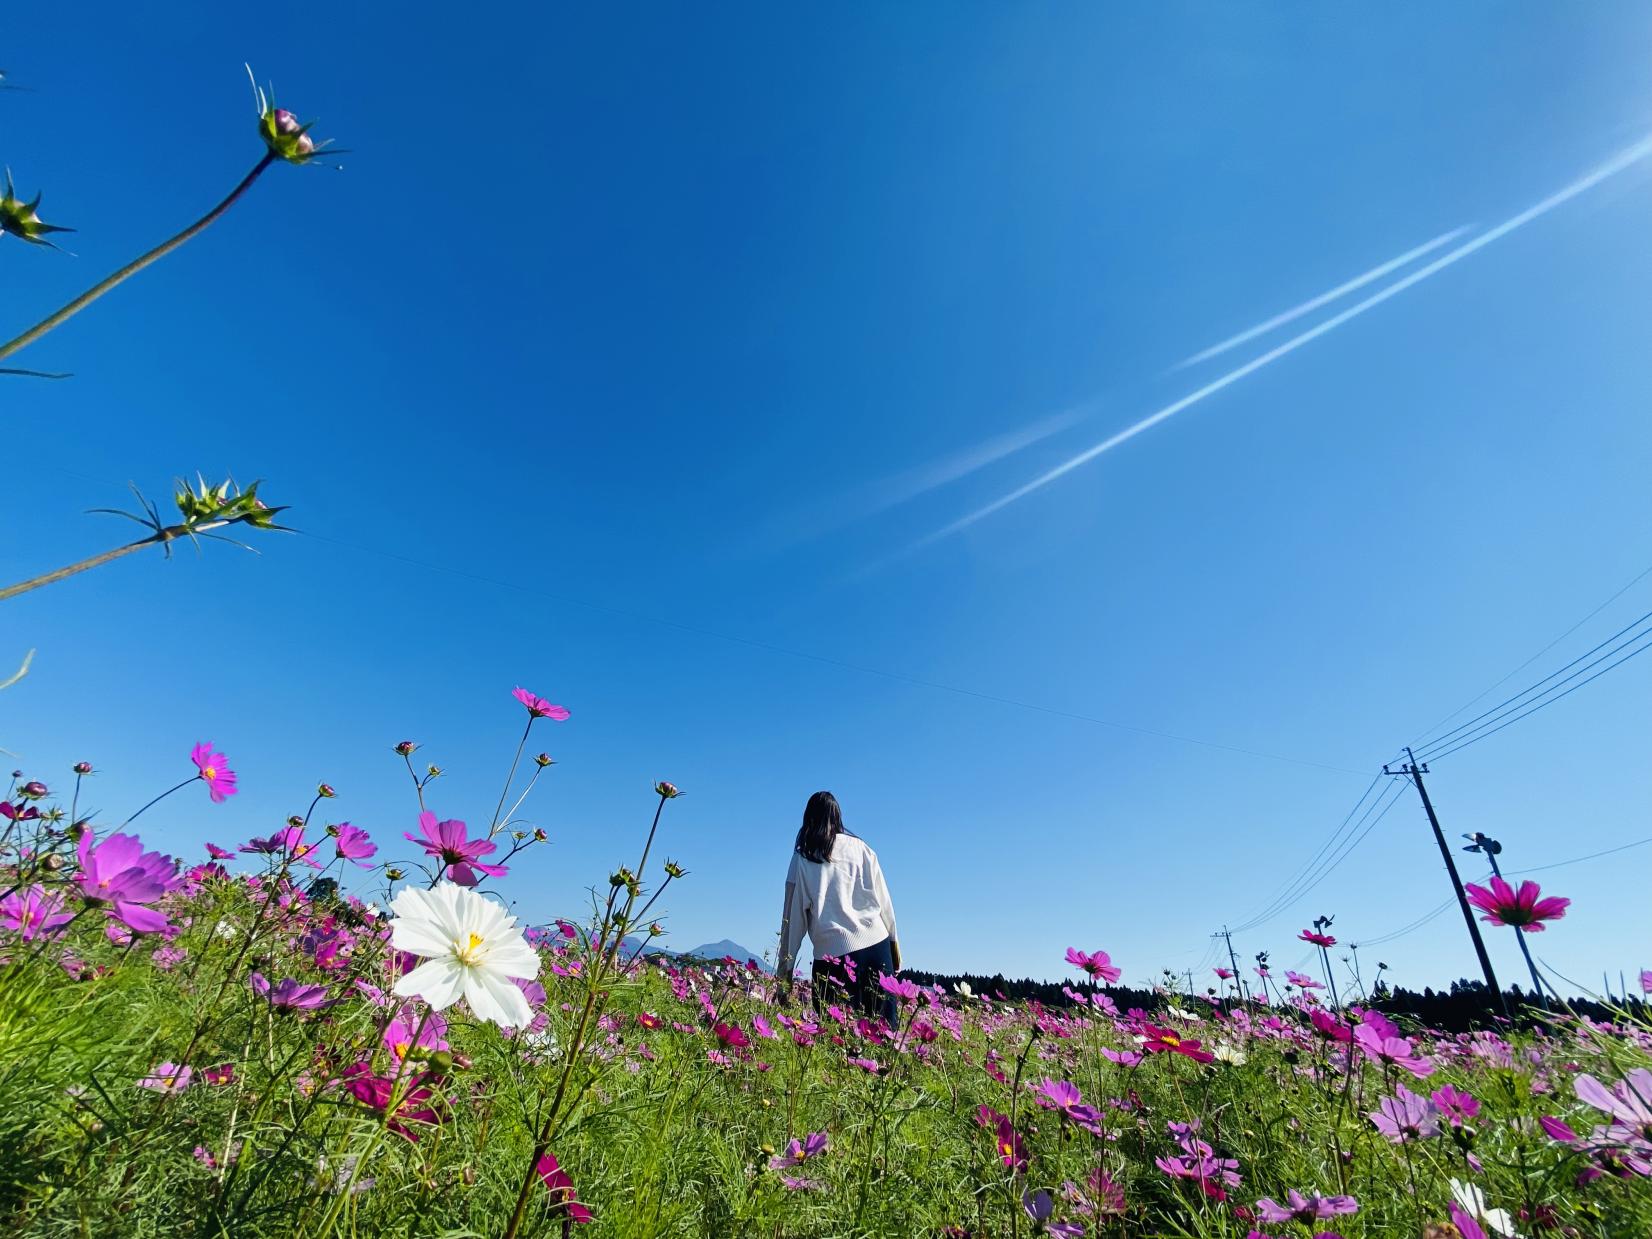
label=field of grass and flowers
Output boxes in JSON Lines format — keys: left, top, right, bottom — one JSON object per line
{"left": 1, "top": 689, "right": 1650, "bottom": 1239}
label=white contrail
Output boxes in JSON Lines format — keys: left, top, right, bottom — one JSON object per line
{"left": 1176, "top": 226, "right": 1474, "bottom": 368}
{"left": 912, "top": 134, "right": 1652, "bottom": 551}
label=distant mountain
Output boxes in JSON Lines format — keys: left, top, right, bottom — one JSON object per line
{"left": 676, "top": 939, "right": 770, "bottom": 971}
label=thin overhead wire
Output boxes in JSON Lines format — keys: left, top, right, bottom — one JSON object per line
{"left": 1409, "top": 559, "right": 1652, "bottom": 749}
{"left": 1229, "top": 776, "right": 1406, "bottom": 934}
{"left": 1422, "top": 627, "right": 1652, "bottom": 762}
{"left": 1414, "top": 608, "right": 1652, "bottom": 758}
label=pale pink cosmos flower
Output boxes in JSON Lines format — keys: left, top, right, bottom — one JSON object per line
{"left": 138, "top": 1063, "right": 193, "bottom": 1093}
{"left": 1368, "top": 1086, "right": 1441, "bottom": 1143}
{"left": 190, "top": 742, "right": 238, "bottom": 803}
{"left": 1255, "top": 1189, "right": 1359, "bottom": 1223}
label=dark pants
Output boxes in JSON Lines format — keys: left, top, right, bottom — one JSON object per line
{"left": 812, "top": 936, "right": 898, "bottom": 1028}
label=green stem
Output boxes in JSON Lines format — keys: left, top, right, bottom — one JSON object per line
{"left": 0, "top": 516, "right": 243, "bottom": 603}
{"left": 0, "top": 153, "right": 277, "bottom": 363}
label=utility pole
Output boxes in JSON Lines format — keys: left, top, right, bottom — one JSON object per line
{"left": 1215, "top": 926, "right": 1249, "bottom": 1001}
{"left": 1386, "top": 748, "right": 1507, "bottom": 1017}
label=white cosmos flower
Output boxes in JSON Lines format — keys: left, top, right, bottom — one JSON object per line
{"left": 389, "top": 882, "right": 540, "bottom": 1027}
{"left": 1450, "top": 1179, "right": 1521, "bottom": 1238}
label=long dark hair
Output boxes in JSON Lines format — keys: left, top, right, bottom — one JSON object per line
{"left": 795, "top": 790, "right": 847, "bottom": 863}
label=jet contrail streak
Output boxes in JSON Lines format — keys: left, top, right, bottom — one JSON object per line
{"left": 1176, "top": 226, "right": 1474, "bottom": 368}
{"left": 914, "top": 134, "right": 1652, "bottom": 551}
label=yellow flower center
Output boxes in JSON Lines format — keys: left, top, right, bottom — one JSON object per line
{"left": 457, "top": 932, "right": 485, "bottom": 964}
{"left": 202, "top": 766, "right": 217, "bottom": 781}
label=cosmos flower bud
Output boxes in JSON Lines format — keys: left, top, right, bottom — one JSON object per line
{"left": 72, "top": 762, "right": 93, "bottom": 776}
{"left": 287, "top": 816, "right": 304, "bottom": 828}
{"left": 42, "top": 852, "right": 64, "bottom": 871}
{"left": 67, "top": 820, "right": 87, "bottom": 841}
{"left": 384, "top": 867, "right": 405, "bottom": 881}
{"left": 395, "top": 741, "right": 417, "bottom": 756}
{"left": 532, "top": 828, "right": 548, "bottom": 842}
{"left": 534, "top": 753, "right": 555, "bottom": 768}
{"left": 609, "top": 871, "right": 628, "bottom": 889}
{"left": 663, "top": 860, "right": 686, "bottom": 879}
{"left": 317, "top": 783, "right": 336, "bottom": 799}
{"left": 19, "top": 781, "right": 48, "bottom": 799}
{"left": 654, "top": 781, "right": 680, "bottom": 799}
{"left": 326, "top": 823, "right": 342, "bottom": 837}
{"left": 0, "top": 173, "right": 73, "bottom": 249}
{"left": 426, "top": 765, "right": 442, "bottom": 778}
{"left": 648, "top": 922, "right": 664, "bottom": 937}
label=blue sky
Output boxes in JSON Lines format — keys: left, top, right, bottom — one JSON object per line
{"left": 5, "top": 6, "right": 1651, "bottom": 997}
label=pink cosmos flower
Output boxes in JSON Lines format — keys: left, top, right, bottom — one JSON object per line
{"left": 847, "top": 1056, "right": 880, "bottom": 1073}
{"left": 1140, "top": 1024, "right": 1216, "bottom": 1064}
{"left": 0, "top": 885, "right": 73, "bottom": 940}
{"left": 1298, "top": 929, "right": 1337, "bottom": 948}
{"left": 1641, "top": 969, "right": 1652, "bottom": 995}
{"left": 340, "top": 1062, "right": 441, "bottom": 1141}
{"left": 1255, "top": 1190, "right": 1359, "bottom": 1223}
{"left": 1352, "top": 1011, "right": 1433, "bottom": 1078}
{"left": 239, "top": 826, "right": 321, "bottom": 868}
{"left": 403, "top": 811, "right": 506, "bottom": 886}
{"left": 1065, "top": 948, "right": 1122, "bottom": 984}
{"left": 74, "top": 830, "right": 180, "bottom": 934}
{"left": 205, "top": 842, "right": 235, "bottom": 860}
{"left": 769, "top": 1131, "right": 828, "bottom": 1169}
{"left": 879, "top": 973, "right": 921, "bottom": 1002}
{"left": 138, "top": 1063, "right": 193, "bottom": 1092}
{"left": 331, "top": 822, "right": 377, "bottom": 867}
{"left": 1214, "top": 967, "right": 1235, "bottom": 979}
{"left": 512, "top": 687, "right": 571, "bottom": 721}
{"left": 1101, "top": 1046, "right": 1144, "bottom": 1067}
{"left": 190, "top": 742, "right": 238, "bottom": 803}
{"left": 250, "top": 972, "right": 336, "bottom": 1013}
{"left": 1310, "top": 1009, "right": 1352, "bottom": 1044}
{"left": 535, "top": 1152, "right": 593, "bottom": 1223}
{"left": 1035, "top": 1078, "right": 1104, "bottom": 1134}
{"left": 1284, "top": 970, "right": 1322, "bottom": 990}
{"left": 1449, "top": 1202, "right": 1489, "bottom": 1239}
{"left": 1368, "top": 1086, "right": 1440, "bottom": 1143}
{"left": 1463, "top": 876, "right": 1570, "bottom": 932}
{"left": 1430, "top": 1084, "right": 1481, "bottom": 1127}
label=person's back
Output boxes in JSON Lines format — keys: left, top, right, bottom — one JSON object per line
{"left": 776, "top": 791, "right": 900, "bottom": 1025}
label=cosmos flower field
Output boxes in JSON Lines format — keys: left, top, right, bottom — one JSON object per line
{"left": 1, "top": 690, "right": 1649, "bottom": 1239}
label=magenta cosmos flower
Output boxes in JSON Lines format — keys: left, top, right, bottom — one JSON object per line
{"left": 535, "top": 1152, "right": 593, "bottom": 1224}
{"left": 403, "top": 811, "right": 506, "bottom": 886}
{"left": 512, "top": 686, "right": 570, "bottom": 721}
{"left": 190, "top": 742, "right": 238, "bottom": 803}
{"left": 1298, "top": 928, "right": 1337, "bottom": 948}
{"left": 769, "top": 1131, "right": 828, "bottom": 1169}
{"left": 1065, "top": 947, "right": 1122, "bottom": 984}
{"left": 0, "top": 885, "right": 74, "bottom": 940}
{"left": 1255, "top": 1190, "right": 1358, "bottom": 1223}
{"left": 250, "top": 972, "right": 336, "bottom": 1013}
{"left": 1464, "top": 876, "right": 1570, "bottom": 932}
{"left": 74, "top": 830, "right": 180, "bottom": 934}
{"left": 331, "top": 822, "right": 377, "bottom": 867}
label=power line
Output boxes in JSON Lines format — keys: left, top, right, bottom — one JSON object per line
{"left": 1421, "top": 627, "right": 1652, "bottom": 762}
{"left": 1350, "top": 836, "right": 1652, "bottom": 948}
{"left": 1413, "top": 608, "right": 1652, "bottom": 760}
{"left": 1409, "top": 559, "right": 1652, "bottom": 749}
{"left": 1226, "top": 771, "right": 1386, "bottom": 933}
{"left": 1229, "top": 776, "right": 1405, "bottom": 934}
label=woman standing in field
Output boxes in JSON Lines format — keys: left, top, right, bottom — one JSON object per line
{"left": 776, "top": 790, "right": 902, "bottom": 1026}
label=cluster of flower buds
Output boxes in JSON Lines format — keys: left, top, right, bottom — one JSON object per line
{"left": 173, "top": 476, "right": 287, "bottom": 531}
{"left": 0, "top": 171, "right": 72, "bottom": 249}
{"left": 609, "top": 867, "right": 641, "bottom": 897}
{"left": 248, "top": 68, "right": 337, "bottom": 167}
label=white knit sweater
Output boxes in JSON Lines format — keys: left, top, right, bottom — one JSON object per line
{"left": 776, "top": 834, "right": 898, "bottom": 978}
